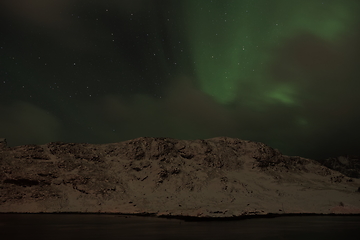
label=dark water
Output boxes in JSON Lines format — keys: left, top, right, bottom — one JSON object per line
{"left": 0, "top": 214, "right": 359, "bottom": 240}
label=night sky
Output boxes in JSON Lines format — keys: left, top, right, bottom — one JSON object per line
{"left": 1, "top": 0, "right": 360, "bottom": 160}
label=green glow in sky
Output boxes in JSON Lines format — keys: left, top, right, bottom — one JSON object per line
{"left": 267, "top": 84, "right": 296, "bottom": 105}
{"left": 184, "top": 0, "right": 354, "bottom": 104}
{"left": 1, "top": 0, "right": 359, "bottom": 159}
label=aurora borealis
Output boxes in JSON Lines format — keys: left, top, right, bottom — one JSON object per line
{"left": 1, "top": 0, "right": 360, "bottom": 159}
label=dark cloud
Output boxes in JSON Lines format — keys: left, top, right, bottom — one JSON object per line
{"left": 0, "top": 0, "right": 71, "bottom": 28}
{"left": 0, "top": 102, "right": 62, "bottom": 145}
{"left": 266, "top": 30, "right": 360, "bottom": 158}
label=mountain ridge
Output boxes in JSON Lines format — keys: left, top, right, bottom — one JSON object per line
{"left": 1, "top": 137, "right": 359, "bottom": 218}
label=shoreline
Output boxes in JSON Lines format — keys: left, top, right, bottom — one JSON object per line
{"left": 1, "top": 212, "right": 360, "bottom": 222}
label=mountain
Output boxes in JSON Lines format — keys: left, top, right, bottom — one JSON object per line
{"left": 317, "top": 155, "right": 360, "bottom": 179}
{"left": 0, "top": 137, "right": 359, "bottom": 218}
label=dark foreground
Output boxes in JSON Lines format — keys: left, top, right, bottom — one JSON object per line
{"left": 1, "top": 214, "right": 359, "bottom": 240}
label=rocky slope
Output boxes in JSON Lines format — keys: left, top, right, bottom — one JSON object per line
{"left": 317, "top": 155, "right": 360, "bottom": 179}
{"left": 0, "top": 137, "right": 359, "bottom": 218}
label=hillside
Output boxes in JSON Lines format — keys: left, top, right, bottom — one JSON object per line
{"left": 1, "top": 137, "right": 359, "bottom": 218}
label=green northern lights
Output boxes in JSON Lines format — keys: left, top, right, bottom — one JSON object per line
{"left": 1, "top": 0, "right": 360, "bottom": 159}
{"left": 185, "top": 0, "right": 356, "bottom": 104}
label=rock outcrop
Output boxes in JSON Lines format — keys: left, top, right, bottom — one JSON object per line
{"left": 1, "top": 137, "right": 359, "bottom": 218}
{"left": 0, "top": 138, "right": 6, "bottom": 149}
{"left": 317, "top": 155, "right": 360, "bottom": 179}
